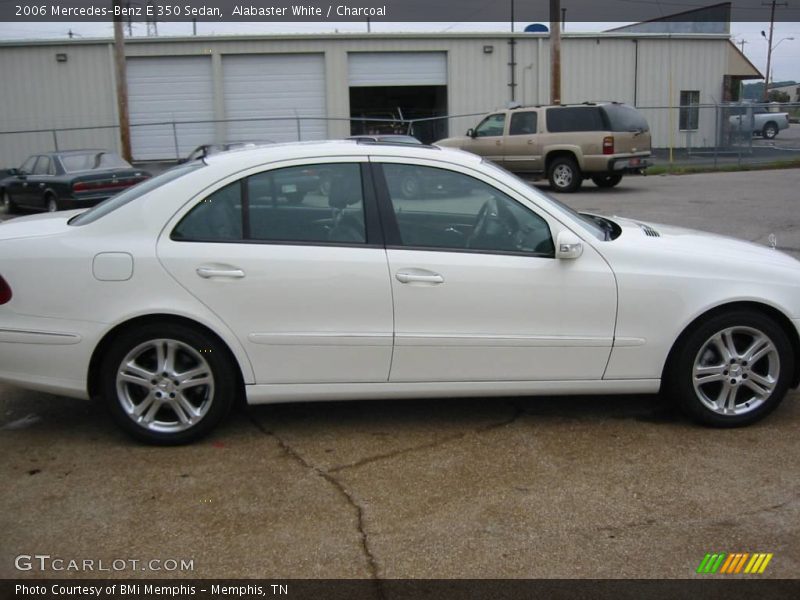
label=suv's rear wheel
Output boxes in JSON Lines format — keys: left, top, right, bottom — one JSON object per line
{"left": 548, "top": 156, "right": 582, "bottom": 193}
{"left": 591, "top": 174, "right": 623, "bottom": 188}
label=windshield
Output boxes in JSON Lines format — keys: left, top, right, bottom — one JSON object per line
{"left": 60, "top": 152, "right": 131, "bottom": 173}
{"left": 70, "top": 162, "right": 203, "bottom": 226}
{"left": 479, "top": 160, "right": 610, "bottom": 240}
{"left": 602, "top": 104, "right": 650, "bottom": 132}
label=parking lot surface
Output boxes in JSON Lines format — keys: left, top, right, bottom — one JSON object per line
{"left": 2, "top": 169, "right": 800, "bottom": 580}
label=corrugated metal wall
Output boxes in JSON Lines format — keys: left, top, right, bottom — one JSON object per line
{"left": 0, "top": 34, "right": 730, "bottom": 166}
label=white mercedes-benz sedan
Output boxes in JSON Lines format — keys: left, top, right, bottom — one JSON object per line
{"left": 0, "top": 141, "right": 798, "bottom": 444}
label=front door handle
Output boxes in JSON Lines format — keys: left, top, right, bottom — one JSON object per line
{"left": 196, "top": 266, "right": 245, "bottom": 279}
{"left": 396, "top": 270, "right": 444, "bottom": 284}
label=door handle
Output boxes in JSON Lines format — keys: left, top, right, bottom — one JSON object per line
{"left": 527, "top": 139, "right": 534, "bottom": 145}
{"left": 396, "top": 271, "right": 444, "bottom": 284}
{"left": 196, "top": 266, "right": 245, "bottom": 279}
{"left": 495, "top": 140, "right": 502, "bottom": 146}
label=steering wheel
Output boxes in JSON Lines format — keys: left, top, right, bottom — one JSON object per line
{"left": 467, "top": 197, "right": 518, "bottom": 250}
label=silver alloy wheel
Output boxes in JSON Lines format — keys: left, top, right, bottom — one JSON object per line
{"left": 46, "top": 197, "right": 58, "bottom": 212}
{"left": 552, "top": 164, "right": 574, "bottom": 188}
{"left": 692, "top": 326, "right": 780, "bottom": 416}
{"left": 763, "top": 124, "right": 777, "bottom": 139}
{"left": 115, "top": 338, "right": 215, "bottom": 433}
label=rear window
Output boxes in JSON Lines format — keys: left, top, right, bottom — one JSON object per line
{"left": 60, "top": 152, "right": 131, "bottom": 173}
{"left": 602, "top": 104, "right": 650, "bottom": 132}
{"left": 70, "top": 162, "right": 203, "bottom": 226}
{"left": 546, "top": 107, "right": 606, "bottom": 133}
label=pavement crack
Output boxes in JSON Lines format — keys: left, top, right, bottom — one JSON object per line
{"left": 246, "top": 412, "right": 384, "bottom": 592}
{"left": 329, "top": 400, "right": 524, "bottom": 474}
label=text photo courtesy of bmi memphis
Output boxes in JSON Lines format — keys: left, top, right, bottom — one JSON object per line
{"left": 1, "top": 0, "right": 800, "bottom": 598}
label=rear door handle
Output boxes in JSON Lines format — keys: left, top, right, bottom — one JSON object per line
{"left": 196, "top": 266, "right": 245, "bottom": 279}
{"left": 396, "top": 270, "right": 444, "bottom": 284}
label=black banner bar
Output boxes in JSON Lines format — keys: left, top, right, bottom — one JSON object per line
{"left": 2, "top": 0, "right": 800, "bottom": 23}
{"left": 3, "top": 579, "right": 800, "bottom": 600}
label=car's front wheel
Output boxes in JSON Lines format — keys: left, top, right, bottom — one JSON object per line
{"left": 2, "top": 190, "right": 16, "bottom": 214}
{"left": 45, "top": 194, "right": 58, "bottom": 213}
{"left": 547, "top": 156, "right": 583, "bottom": 193}
{"left": 101, "top": 323, "right": 237, "bottom": 444}
{"left": 591, "top": 174, "right": 623, "bottom": 188}
{"left": 666, "top": 310, "right": 794, "bottom": 427}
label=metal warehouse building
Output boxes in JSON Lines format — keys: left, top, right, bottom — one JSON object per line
{"left": 0, "top": 29, "right": 760, "bottom": 165}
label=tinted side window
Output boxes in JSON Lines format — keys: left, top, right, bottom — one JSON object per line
{"left": 20, "top": 156, "right": 37, "bottom": 173}
{"left": 546, "top": 107, "right": 606, "bottom": 132}
{"left": 248, "top": 163, "right": 365, "bottom": 244}
{"left": 475, "top": 114, "right": 506, "bottom": 137}
{"left": 602, "top": 105, "right": 649, "bottom": 132}
{"left": 32, "top": 156, "right": 51, "bottom": 175}
{"left": 382, "top": 164, "right": 553, "bottom": 256}
{"left": 509, "top": 112, "right": 538, "bottom": 136}
{"left": 172, "top": 163, "right": 366, "bottom": 245}
{"left": 173, "top": 182, "right": 243, "bottom": 242}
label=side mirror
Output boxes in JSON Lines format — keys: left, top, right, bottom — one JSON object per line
{"left": 556, "top": 230, "right": 584, "bottom": 260}
{"left": 7, "top": 168, "right": 19, "bottom": 176}
{"left": 466, "top": 128, "right": 476, "bottom": 138}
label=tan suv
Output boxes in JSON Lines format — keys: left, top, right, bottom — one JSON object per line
{"left": 436, "top": 102, "right": 651, "bottom": 192}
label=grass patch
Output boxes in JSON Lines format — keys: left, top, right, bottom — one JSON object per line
{"left": 646, "top": 159, "right": 800, "bottom": 176}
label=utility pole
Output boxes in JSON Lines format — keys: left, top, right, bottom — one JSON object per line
{"left": 550, "top": 0, "right": 561, "bottom": 104}
{"left": 113, "top": 0, "right": 132, "bottom": 162}
{"left": 738, "top": 38, "right": 748, "bottom": 53}
{"left": 762, "top": 0, "right": 788, "bottom": 101}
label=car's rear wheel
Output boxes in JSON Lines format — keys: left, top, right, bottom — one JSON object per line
{"left": 45, "top": 194, "right": 58, "bottom": 213}
{"left": 762, "top": 122, "right": 778, "bottom": 139}
{"left": 2, "top": 191, "right": 16, "bottom": 214}
{"left": 591, "top": 174, "right": 623, "bottom": 188}
{"left": 666, "top": 310, "right": 793, "bottom": 427}
{"left": 101, "top": 323, "right": 236, "bottom": 445}
{"left": 548, "top": 156, "right": 582, "bottom": 193}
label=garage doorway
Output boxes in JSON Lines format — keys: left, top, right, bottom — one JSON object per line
{"left": 349, "top": 85, "right": 448, "bottom": 144}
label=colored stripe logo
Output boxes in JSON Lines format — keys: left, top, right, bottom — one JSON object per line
{"left": 697, "top": 552, "right": 773, "bottom": 574}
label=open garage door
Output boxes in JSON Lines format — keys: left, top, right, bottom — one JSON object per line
{"left": 348, "top": 52, "right": 448, "bottom": 144}
{"left": 127, "top": 57, "right": 215, "bottom": 161}
{"left": 222, "top": 54, "right": 327, "bottom": 143}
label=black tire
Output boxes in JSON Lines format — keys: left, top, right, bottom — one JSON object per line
{"left": 547, "top": 156, "right": 583, "bottom": 193}
{"left": 45, "top": 194, "right": 58, "bottom": 213}
{"left": 665, "top": 309, "right": 794, "bottom": 428}
{"left": 762, "top": 122, "right": 778, "bottom": 139}
{"left": 591, "top": 174, "right": 623, "bottom": 188}
{"left": 100, "top": 322, "right": 237, "bottom": 445}
{"left": 2, "top": 190, "right": 16, "bottom": 214}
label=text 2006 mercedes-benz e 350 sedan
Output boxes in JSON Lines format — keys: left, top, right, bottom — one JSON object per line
{"left": 0, "top": 141, "right": 798, "bottom": 444}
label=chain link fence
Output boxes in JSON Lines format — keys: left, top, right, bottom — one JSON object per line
{"left": 1, "top": 103, "right": 798, "bottom": 171}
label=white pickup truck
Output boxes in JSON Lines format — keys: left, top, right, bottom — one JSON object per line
{"left": 728, "top": 104, "right": 791, "bottom": 139}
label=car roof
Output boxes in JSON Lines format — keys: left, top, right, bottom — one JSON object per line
{"left": 202, "top": 140, "right": 482, "bottom": 169}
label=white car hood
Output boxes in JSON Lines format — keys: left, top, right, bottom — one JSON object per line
{"left": 0, "top": 210, "right": 84, "bottom": 241}
{"left": 611, "top": 216, "right": 800, "bottom": 270}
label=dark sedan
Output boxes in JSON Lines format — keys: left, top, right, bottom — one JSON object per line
{"left": 1, "top": 150, "right": 150, "bottom": 213}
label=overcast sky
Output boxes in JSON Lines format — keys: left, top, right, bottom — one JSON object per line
{"left": 1, "top": 20, "right": 798, "bottom": 83}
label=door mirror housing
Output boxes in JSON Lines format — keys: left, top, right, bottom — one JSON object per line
{"left": 556, "top": 230, "right": 584, "bottom": 260}
{"left": 466, "top": 128, "right": 476, "bottom": 138}
{"left": 6, "top": 168, "right": 19, "bottom": 177}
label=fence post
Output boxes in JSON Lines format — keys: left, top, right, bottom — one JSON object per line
{"left": 52, "top": 129, "right": 59, "bottom": 151}
{"left": 295, "top": 112, "right": 301, "bottom": 142}
{"left": 713, "top": 103, "right": 718, "bottom": 168}
{"left": 172, "top": 121, "right": 180, "bottom": 160}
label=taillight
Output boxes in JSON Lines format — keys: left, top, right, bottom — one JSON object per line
{"left": 0, "top": 275, "right": 11, "bottom": 305}
{"left": 72, "top": 181, "right": 89, "bottom": 192}
{"left": 603, "top": 136, "right": 615, "bottom": 155}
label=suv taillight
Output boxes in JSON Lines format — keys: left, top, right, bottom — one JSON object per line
{"left": 0, "top": 275, "right": 11, "bottom": 305}
{"left": 603, "top": 136, "right": 615, "bottom": 155}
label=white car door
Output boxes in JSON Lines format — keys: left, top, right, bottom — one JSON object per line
{"left": 374, "top": 160, "right": 618, "bottom": 382}
{"left": 157, "top": 159, "right": 394, "bottom": 384}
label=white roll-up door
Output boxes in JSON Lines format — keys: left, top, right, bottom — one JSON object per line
{"left": 127, "top": 56, "right": 215, "bottom": 161}
{"left": 222, "top": 54, "right": 327, "bottom": 143}
{"left": 348, "top": 52, "right": 448, "bottom": 86}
